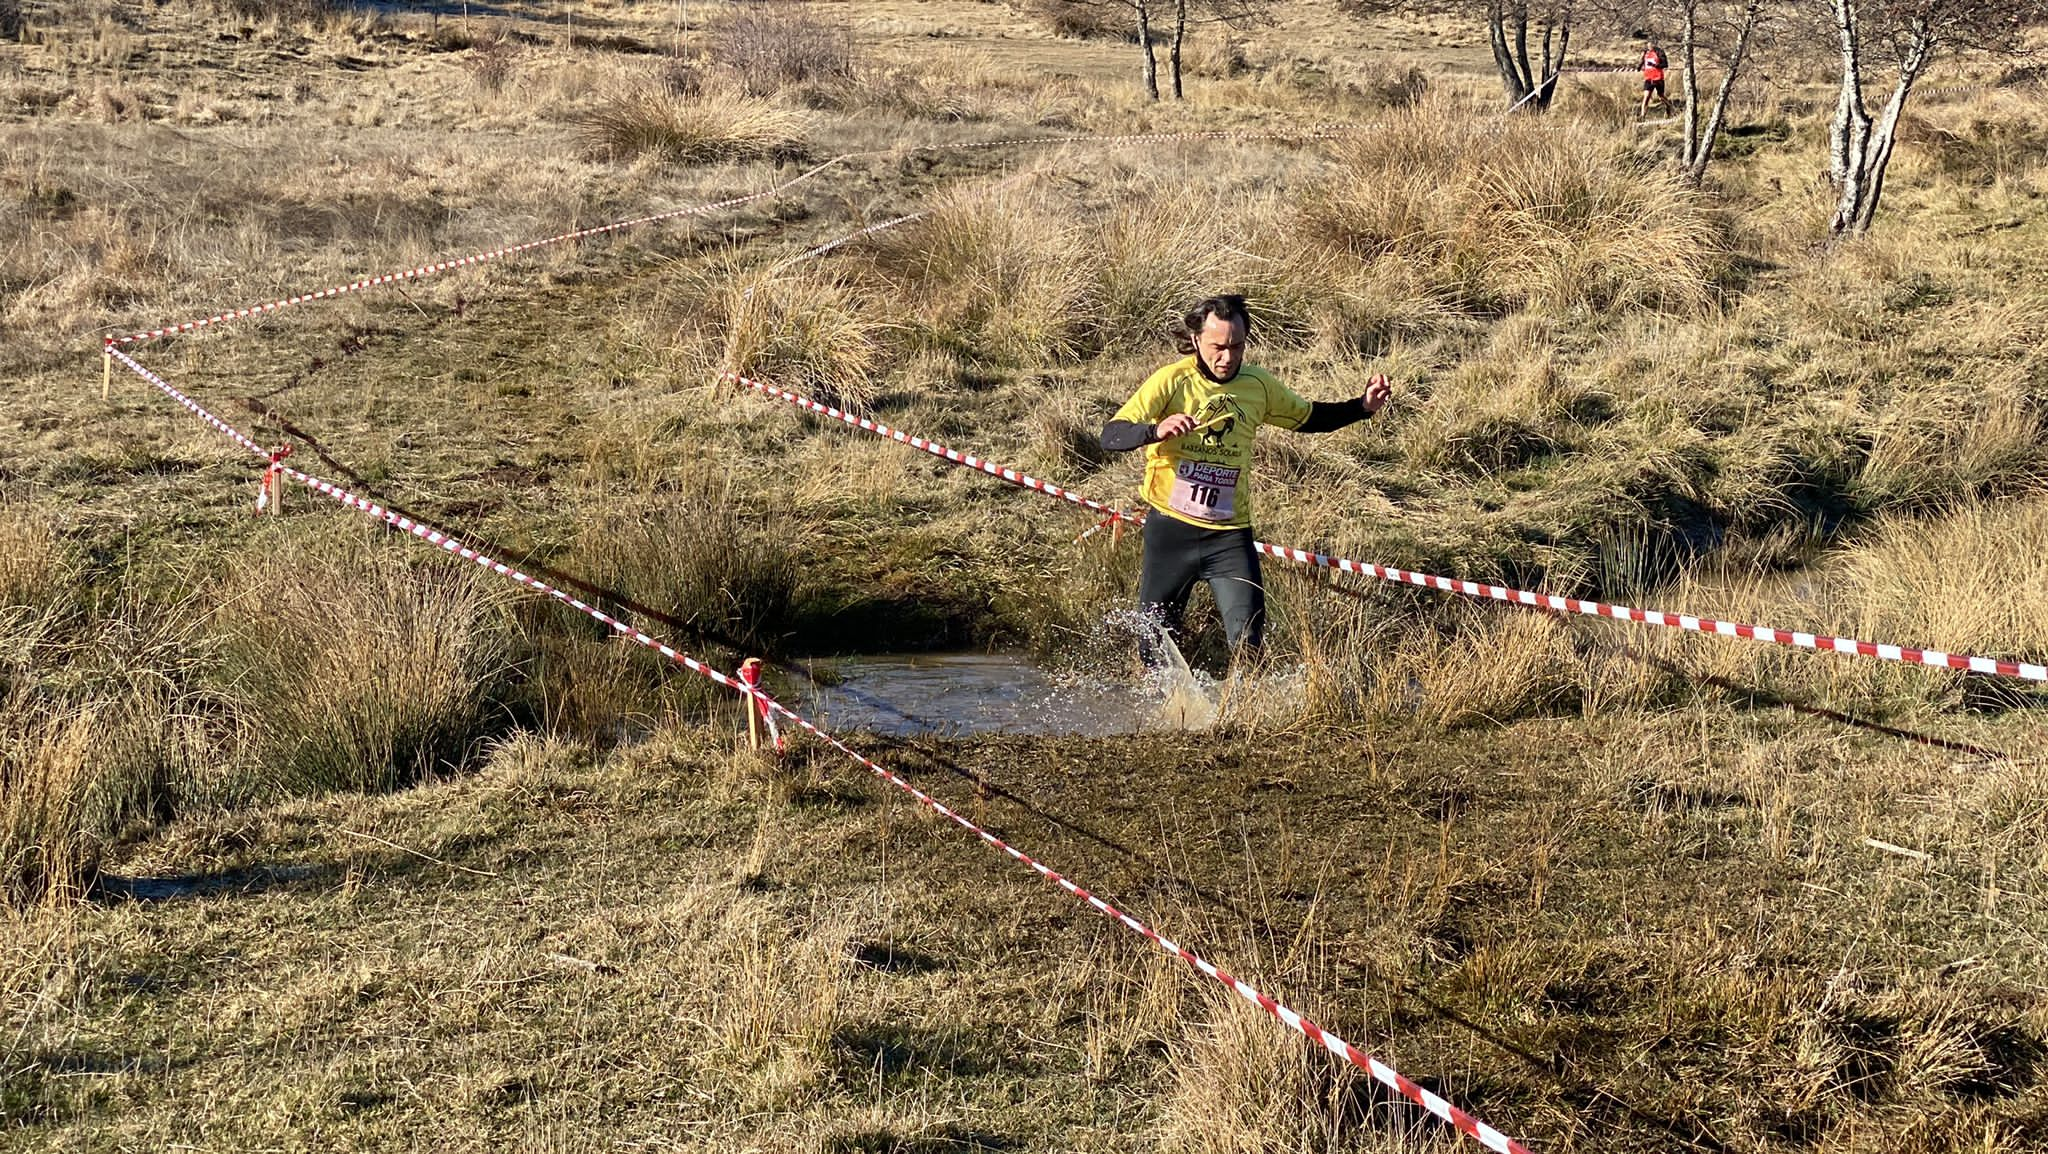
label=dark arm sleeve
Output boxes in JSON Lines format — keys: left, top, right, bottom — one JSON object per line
{"left": 1293, "top": 397, "right": 1373, "bottom": 435}
{"left": 1100, "top": 419, "right": 1155, "bottom": 452}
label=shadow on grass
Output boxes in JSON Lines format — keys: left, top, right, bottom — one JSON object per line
{"left": 832, "top": 1022, "right": 1010, "bottom": 1084}
{"left": 95, "top": 863, "right": 334, "bottom": 903}
{"left": 824, "top": 1125, "right": 1020, "bottom": 1153}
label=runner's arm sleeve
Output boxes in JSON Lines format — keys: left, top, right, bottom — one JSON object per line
{"left": 1295, "top": 397, "right": 1375, "bottom": 434}
{"left": 1100, "top": 365, "right": 1176, "bottom": 453}
{"left": 1099, "top": 420, "right": 1156, "bottom": 452}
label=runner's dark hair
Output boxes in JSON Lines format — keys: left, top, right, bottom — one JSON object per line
{"left": 1178, "top": 294, "right": 1252, "bottom": 353}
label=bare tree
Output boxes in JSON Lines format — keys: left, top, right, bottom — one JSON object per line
{"left": 1823, "top": 0, "right": 2047, "bottom": 235}
{"left": 1167, "top": 0, "right": 1271, "bottom": 99}
{"left": 1490, "top": 0, "right": 1577, "bottom": 110}
{"left": 1673, "top": 0, "right": 1770, "bottom": 184}
{"left": 1342, "top": 0, "right": 1576, "bottom": 109}
{"left": 1136, "top": 0, "right": 1160, "bottom": 99}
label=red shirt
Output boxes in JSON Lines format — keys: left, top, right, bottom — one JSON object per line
{"left": 1641, "top": 50, "right": 1667, "bottom": 81}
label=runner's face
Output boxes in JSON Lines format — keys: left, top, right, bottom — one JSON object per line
{"left": 1196, "top": 315, "right": 1246, "bottom": 382}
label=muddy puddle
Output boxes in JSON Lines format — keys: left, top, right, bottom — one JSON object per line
{"left": 777, "top": 641, "right": 1302, "bottom": 738}
{"left": 785, "top": 652, "right": 1153, "bottom": 738}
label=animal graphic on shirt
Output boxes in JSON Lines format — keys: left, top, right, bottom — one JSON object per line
{"left": 1193, "top": 394, "right": 1249, "bottom": 449}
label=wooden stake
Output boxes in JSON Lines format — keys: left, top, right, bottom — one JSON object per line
{"left": 740, "top": 657, "right": 764, "bottom": 751}
{"left": 101, "top": 345, "right": 112, "bottom": 401}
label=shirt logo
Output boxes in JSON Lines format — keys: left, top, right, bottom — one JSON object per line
{"left": 1192, "top": 394, "right": 1248, "bottom": 450}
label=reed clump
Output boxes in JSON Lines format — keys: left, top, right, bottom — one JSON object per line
{"left": 577, "top": 84, "right": 807, "bottom": 166}
{"left": 213, "top": 534, "right": 517, "bottom": 803}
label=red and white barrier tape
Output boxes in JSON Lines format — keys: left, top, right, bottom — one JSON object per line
{"left": 106, "top": 157, "right": 848, "bottom": 350}
{"left": 732, "top": 370, "right": 2048, "bottom": 684}
{"left": 110, "top": 344, "right": 1531, "bottom": 1154}
{"left": 1249, "top": 543, "right": 2048, "bottom": 682}
{"left": 105, "top": 125, "right": 1374, "bottom": 353}
{"left": 752, "top": 693, "right": 1528, "bottom": 1154}
{"left": 889, "top": 124, "right": 1373, "bottom": 154}
{"left": 106, "top": 348, "right": 768, "bottom": 693}
{"left": 725, "top": 370, "right": 1133, "bottom": 524}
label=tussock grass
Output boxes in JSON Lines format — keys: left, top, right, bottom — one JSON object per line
{"left": 573, "top": 484, "right": 800, "bottom": 656}
{"left": 0, "top": 517, "right": 213, "bottom": 905}
{"left": 0, "top": 505, "right": 60, "bottom": 608}
{"left": 463, "top": 31, "right": 521, "bottom": 96}
{"left": 1159, "top": 979, "right": 1411, "bottom": 1154}
{"left": 877, "top": 178, "right": 1091, "bottom": 365}
{"left": 827, "top": 51, "right": 1085, "bottom": 125}
{"left": 0, "top": 694, "right": 178, "bottom": 906}
{"left": 1639, "top": 498, "right": 2048, "bottom": 717}
{"left": 875, "top": 178, "right": 1324, "bottom": 364}
{"left": 210, "top": 0, "right": 342, "bottom": 23}
{"left": 577, "top": 84, "right": 806, "bottom": 166}
{"left": 1020, "top": 0, "right": 1134, "bottom": 42}
{"left": 706, "top": 263, "right": 888, "bottom": 410}
{"left": 1349, "top": 606, "right": 1605, "bottom": 729}
{"left": 1299, "top": 103, "right": 1724, "bottom": 316}
{"left": 1091, "top": 184, "right": 1302, "bottom": 353}
{"left": 1400, "top": 326, "right": 1585, "bottom": 476}
{"left": 215, "top": 534, "right": 516, "bottom": 803}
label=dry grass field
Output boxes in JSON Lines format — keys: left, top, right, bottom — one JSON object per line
{"left": 8, "top": 1, "right": 2048, "bottom": 1151}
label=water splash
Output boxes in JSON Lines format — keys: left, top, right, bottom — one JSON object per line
{"left": 1097, "top": 610, "right": 1307, "bottom": 731}
{"left": 1106, "top": 608, "right": 1221, "bottom": 730}
{"left": 779, "top": 615, "right": 1312, "bottom": 739}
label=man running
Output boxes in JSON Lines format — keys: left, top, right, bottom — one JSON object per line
{"left": 1639, "top": 40, "right": 1672, "bottom": 119}
{"left": 1099, "top": 294, "right": 1391, "bottom": 663}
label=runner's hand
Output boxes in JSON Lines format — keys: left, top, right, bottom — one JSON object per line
{"left": 1361, "top": 374, "right": 1392, "bottom": 414}
{"left": 1154, "top": 413, "right": 1196, "bottom": 441}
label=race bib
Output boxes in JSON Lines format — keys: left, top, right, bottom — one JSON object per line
{"left": 1169, "top": 461, "right": 1239, "bottom": 522}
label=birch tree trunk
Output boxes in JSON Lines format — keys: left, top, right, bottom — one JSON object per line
{"left": 1489, "top": 1, "right": 1533, "bottom": 105}
{"left": 1684, "top": 1, "right": 1761, "bottom": 186}
{"left": 1540, "top": 12, "right": 1569, "bottom": 109}
{"left": 1170, "top": 0, "right": 1186, "bottom": 100}
{"left": 1136, "top": 0, "right": 1160, "bottom": 101}
{"left": 1829, "top": 1, "right": 1933, "bottom": 234}
{"left": 1680, "top": 0, "right": 1700, "bottom": 163}
{"left": 1490, "top": 2, "right": 1568, "bottom": 110}
{"left": 1829, "top": 0, "right": 1869, "bottom": 187}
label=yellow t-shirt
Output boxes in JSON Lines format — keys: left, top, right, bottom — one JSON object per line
{"left": 1111, "top": 355, "right": 1312, "bottom": 529}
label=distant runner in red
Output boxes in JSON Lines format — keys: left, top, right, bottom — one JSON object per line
{"left": 1639, "top": 41, "right": 1672, "bottom": 119}
{"left": 1100, "top": 294, "right": 1391, "bottom": 666}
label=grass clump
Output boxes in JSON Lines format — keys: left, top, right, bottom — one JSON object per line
{"left": 0, "top": 512, "right": 211, "bottom": 905}
{"left": 1299, "top": 104, "right": 1724, "bottom": 316}
{"left": 463, "top": 31, "right": 522, "bottom": 96}
{"left": 1160, "top": 985, "right": 1364, "bottom": 1154}
{"left": 706, "top": 264, "right": 888, "bottom": 410}
{"left": 0, "top": 695, "right": 179, "bottom": 906}
{"left": 876, "top": 178, "right": 1092, "bottom": 365}
{"left": 1019, "top": 0, "right": 1132, "bottom": 41}
{"left": 574, "top": 486, "right": 801, "bottom": 657}
{"left": 0, "top": 505, "right": 61, "bottom": 609}
{"left": 1640, "top": 498, "right": 2048, "bottom": 718}
{"left": 215, "top": 534, "right": 516, "bottom": 803}
{"left": 1400, "top": 325, "right": 1589, "bottom": 476}
{"left": 577, "top": 85, "right": 806, "bottom": 166}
